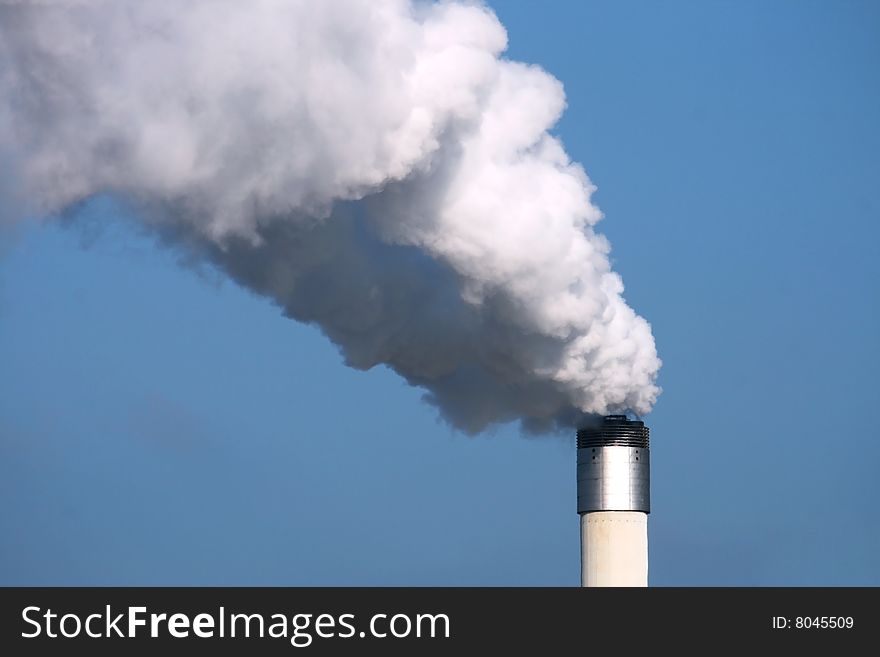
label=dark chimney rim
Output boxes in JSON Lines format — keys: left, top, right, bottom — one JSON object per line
{"left": 577, "top": 414, "right": 649, "bottom": 449}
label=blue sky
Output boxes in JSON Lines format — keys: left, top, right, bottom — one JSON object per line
{"left": 1, "top": 0, "right": 878, "bottom": 585}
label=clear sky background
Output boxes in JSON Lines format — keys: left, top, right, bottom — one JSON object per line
{"left": 1, "top": 1, "right": 878, "bottom": 585}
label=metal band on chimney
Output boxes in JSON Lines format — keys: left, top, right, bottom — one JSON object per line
{"left": 576, "top": 415, "right": 650, "bottom": 513}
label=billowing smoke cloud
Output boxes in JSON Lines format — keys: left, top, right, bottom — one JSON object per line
{"left": 0, "top": 0, "right": 660, "bottom": 433}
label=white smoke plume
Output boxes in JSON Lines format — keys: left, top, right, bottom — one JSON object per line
{"left": 0, "top": 0, "right": 660, "bottom": 433}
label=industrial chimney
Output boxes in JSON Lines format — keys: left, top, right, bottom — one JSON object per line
{"left": 576, "top": 415, "right": 650, "bottom": 586}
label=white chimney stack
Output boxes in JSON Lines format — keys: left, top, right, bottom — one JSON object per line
{"left": 577, "top": 415, "right": 651, "bottom": 587}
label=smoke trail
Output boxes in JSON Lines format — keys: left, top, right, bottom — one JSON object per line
{"left": 0, "top": 0, "right": 660, "bottom": 433}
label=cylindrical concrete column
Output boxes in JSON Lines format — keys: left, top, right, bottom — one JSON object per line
{"left": 580, "top": 511, "right": 647, "bottom": 587}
